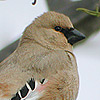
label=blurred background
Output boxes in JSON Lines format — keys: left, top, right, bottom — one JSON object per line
{"left": 0, "top": 0, "right": 100, "bottom": 100}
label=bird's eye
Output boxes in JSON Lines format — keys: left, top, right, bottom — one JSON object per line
{"left": 54, "top": 26, "right": 62, "bottom": 32}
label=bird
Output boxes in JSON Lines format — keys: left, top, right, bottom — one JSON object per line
{"left": 0, "top": 11, "right": 85, "bottom": 100}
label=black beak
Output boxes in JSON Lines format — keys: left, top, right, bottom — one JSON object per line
{"left": 64, "top": 28, "right": 85, "bottom": 45}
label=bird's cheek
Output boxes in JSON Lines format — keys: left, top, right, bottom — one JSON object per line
{"left": 56, "top": 32, "right": 68, "bottom": 43}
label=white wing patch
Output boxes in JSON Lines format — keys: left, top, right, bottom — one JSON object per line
{"left": 22, "top": 81, "right": 40, "bottom": 100}
{"left": 11, "top": 78, "right": 48, "bottom": 100}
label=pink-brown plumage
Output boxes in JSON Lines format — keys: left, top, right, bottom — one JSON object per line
{"left": 0, "top": 11, "right": 85, "bottom": 100}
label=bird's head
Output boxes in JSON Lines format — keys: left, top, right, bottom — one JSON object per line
{"left": 34, "top": 11, "right": 85, "bottom": 45}
{"left": 21, "top": 11, "right": 85, "bottom": 50}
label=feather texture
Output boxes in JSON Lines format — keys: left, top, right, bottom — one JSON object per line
{"left": 0, "top": 11, "right": 84, "bottom": 100}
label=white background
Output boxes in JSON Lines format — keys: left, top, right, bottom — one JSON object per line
{"left": 0, "top": 0, "right": 48, "bottom": 49}
{"left": 74, "top": 32, "right": 100, "bottom": 100}
{"left": 0, "top": 0, "right": 100, "bottom": 100}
